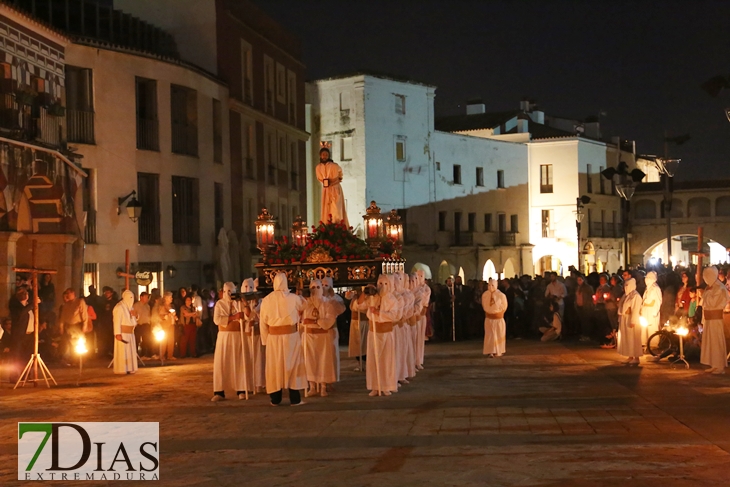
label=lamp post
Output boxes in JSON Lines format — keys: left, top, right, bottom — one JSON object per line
{"left": 363, "top": 201, "right": 384, "bottom": 249}
{"left": 291, "top": 215, "right": 308, "bottom": 247}
{"left": 657, "top": 157, "right": 679, "bottom": 267}
{"left": 255, "top": 208, "right": 277, "bottom": 256}
{"left": 601, "top": 161, "right": 645, "bottom": 268}
{"left": 575, "top": 195, "right": 591, "bottom": 273}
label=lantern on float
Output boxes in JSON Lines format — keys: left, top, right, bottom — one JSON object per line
{"left": 255, "top": 208, "right": 276, "bottom": 254}
{"left": 291, "top": 215, "right": 308, "bottom": 247}
{"left": 385, "top": 209, "right": 403, "bottom": 246}
{"left": 363, "top": 201, "right": 384, "bottom": 248}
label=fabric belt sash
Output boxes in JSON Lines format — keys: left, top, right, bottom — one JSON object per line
{"left": 396, "top": 320, "right": 405, "bottom": 328}
{"left": 302, "top": 318, "right": 318, "bottom": 324}
{"left": 370, "top": 321, "right": 394, "bottom": 333}
{"left": 420, "top": 308, "right": 428, "bottom": 317}
{"left": 121, "top": 325, "right": 135, "bottom": 334}
{"left": 351, "top": 311, "right": 368, "bottom": 321}
{"left": 486, "top": 312, "right": 504, "bottom": 320}
{"left": 704, "top": 309, "right": 724, "bottom": 320}
{"left": 407, "top": 317, "right": 417, "bottom": 326}
{"left": 304, "top": 327, "right": 328, "bottom": 334}
{"left": 220, "top": 321, "right": 241, "bottom": 332}
{"left": 268, "top": 324, "right": 298, "bottom": 335}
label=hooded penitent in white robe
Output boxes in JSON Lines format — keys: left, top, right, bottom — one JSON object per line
{"left": 640, "top": 271, "right": 662, "bottom": 346}
{"left": 316, "top": 158, "right": 349, "bottom": 226}
{"left": 415, "top": 270, "right": 430, "bottom": 368}
{"left": 241, "top": 278, "right": 265, "bottom": 389}
{"left": 302, "top": 280, "right": 338, "bottom": 385}
{"left": 260, "top": 272, "right": 307, "bottom": 393}
{"left": 322, "top": 277, "right": 345, "bottom": 381}
{"left": 348, "top": 292, "right": 369, "bottom": 361}
{"left": 482, "top": 279, "right": 507, "bottom": 356}
{"left": 213, "top": 282, "right": 247, "bottom": 394}
{"left": 400, "top": 273, "right": 417, "bottom": 379}
{"left": 113, "top": 290, "right": 138, "bottom": 375}
{"left": 700, "top": 267, "right": 728, "bottom": 373}
{"left": 390, "top": 272, "right": 408, "bottom": 382}
{"left": 617, "top": 278, "right": 643, "bottom": 359}
{"left": 408, "top": 274, "right": 422, "bottom": 375}
{"left": 367, "top": 274, "right": 399, "bottom": 394}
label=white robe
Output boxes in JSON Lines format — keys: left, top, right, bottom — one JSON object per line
{"left": 302, "top": 298, "right": 338, "bottom": 383}
{"left": 326, "top": 294, "right": 346, "bottom": 381}
{"left": 701, "top": 282, "right": 728, "bottom": 370}
{"left": 112, "top": 302, "right": 137, "bottom": 375}
{"left": 617, "top": 290, "right": 643, "bottom": 358}
{"left": 640, "top": 282, "right": 662, "bottom": 346}
{"left": 482, "top": 289, "right": 507, "bottom": 355}
{"left": 367, "top": 293, "right": 399, "bottom": 393}
{"left": 348, "top": 297, "right": 369, "bottom": 359}
{"left": 316, "top": 160, "right": 349, "bottom": 226}
{"left": 391, "top": 291, "right": 409, "bottom": 381}
{"left": 400, "top": 289, "right": 417, "bottom": 379}
{"left": 213, "top": 299, "right": 247, "bottom": 393}
{"left": 242, "top": 300, "right": 264, "bottom": 390}
{"left": 415, "top": 282, "right": 430, "bottom": 367}
{"left": 260, "top": 287, "right": 307, "bottom": 393}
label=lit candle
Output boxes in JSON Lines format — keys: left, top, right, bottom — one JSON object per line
{"left": 75, "top": 336, "right": 88, "bottom": 355}
{"left": 154, "top": 328, "right": 166, "bottom": 342}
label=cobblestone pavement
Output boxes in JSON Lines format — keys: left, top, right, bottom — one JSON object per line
{"left": 1, "top": 339, "right": 730, "bottom": 486}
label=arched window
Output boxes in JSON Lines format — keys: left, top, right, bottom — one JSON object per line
{"left": 716, "top": 196, "right": 730, "bottom": 217}
{"left": 634, "top": 199, "right": 657, "bottom": 220}
{"left": 669, "top": 198, "right": 683, "bottom": 218}
{"left": 687, "top": 197, "right": 711, "bottom": 217}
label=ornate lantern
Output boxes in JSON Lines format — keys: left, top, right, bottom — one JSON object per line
{"left": 385, "top": 209, "right": 403, "bottom": 246}
{"left": 255, "top": 208, "right": 276, "bottom": 254}
{"left": 291, "top": 215, "right": 308, "bottom": 247}
{"left": 363, "top": 200, "right": 384, "bottom": 248}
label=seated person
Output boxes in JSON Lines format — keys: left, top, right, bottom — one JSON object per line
{"left": 539, "top": 299, "right": 562, "bottom": 342}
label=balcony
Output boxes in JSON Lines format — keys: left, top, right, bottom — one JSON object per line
{"left": 267, "top": 164, "right": 276, "bottom": 184}
{"left": 138, "top": 211, "right": 160, "bottom": 245}
{"left": 451, "top": 232, "right": 474, "bottom": 246}
{"left": 243, "top": 78, "right": 253, "bottom": 105}
{"left": 541, "top": 228, "right": 555, "bottom": 238}
{"left": 266, "top": 90, "right": 274, "bottom": 114}
{"left": 589, "top": 222, "right": 604, "bottom": 238}
{"left": 67, "top": 108, "right": 95, "bottom": 144}
{"left": 136, "top": 117, "right": 159, "bottom": 151}
{"left": 290, "top": 171, "right": 298, "bottom": 191}
{"left": 0, "top": 94, "right": 65, "bottom": 148}
{"left": 171, "top": 122, "right": 198, "bottom": 156}
{"left": 213, "top": 134, "right": 222, "bottom": 163}
{"left": 244, "top": 157, "right": 254, "bottom": 179}
{"left": 497, "top": 232, "right": 516, "bottom": 246}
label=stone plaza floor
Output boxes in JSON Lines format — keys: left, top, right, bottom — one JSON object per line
{"left": 1, "top": 338, "right": 730, "bottom": 486}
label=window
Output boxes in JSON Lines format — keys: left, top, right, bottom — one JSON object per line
{"left": 241, "top": 40, "right": 253, "bottom": 104}
{"left": 66, "top": 66, "right": 94, "bottom": 143}
{"left": 83, "top": 263, "right": 98, "bottom": 293}
{"left": 135, "top": 77, "right": 158, "bottom": 151}
{"left": 438, "top": 211, "right": 446, "bottom": 231}
{"left": 170, "top": 84, "right": 198, "bottom": 156}
{"left": 497, "top": 170, "right": 505, "bottom": 188}
{"left": 476, "top": 167, "right": 484, "bottom": 187}
{"left": 287, "top": 70, "right": 297, "bottom": 123}
{"left": 280, "top": 203, "right": 288, "bottom": 229}
{"left": 214, "top": 182, "right": 224, "bottom": 238}
{"left": 243, "top": 122, "right": 255, "bottom": 179}
{"left": 395, "top": 94, "right": 405, "bottom": 114}
{"left": 290, "top": 141, "right": 299, "bottom": 190}
{"left": 276, "top": 63, "right": 286, "bottom": 103}
{"left": 264, "top": 56, "right": 275, "bottom": 114}
{"left": 468, "top": 212, "right": 476, "bottom": 232}
{"left": 266, "top": 131, "right": 276, "bottom": 185}
{"left": 279, "top": 133, "right": 287, "bottom": 166}
{"left": 341, "top": 137, "right": 353, "bottom": 161}
{"left": 436, "top": 161, "right": 441, "bottom": 171}
{"left": 213, "top": 99, "right": 222, "bottom": 163}
{"left": 453, "top": 164, "right": 462, "bottom": 184}
{"left": 599, "top": 165, "right": 605, "bottom": 194}
{"left": 510, "top": 214, "right": 518, "bottom": 233}
{"left": 339, "top": 91, "right": 350, "bottom": 116}
{"left": 484, "top": 213, "right": 492, "bottom": 232}
{"left": 82, "top": 167, "right": 96, "bottom": 244}
{"left": 396, "top": 140, "right": 406, "bottom": 162}
{"left": 137, "top": 172, "right": 160, "bottom": 245}
{"left": 540, "top": 164, "right": 553, "bottom": 193}
{"left": 586, "top": 164, "right": 593, "bottom": 193}
{"left": 172, "top": 176, "right": 200, "bottom": 244}
{"left": 541, "top": 209, "right": 553, "bottom": 238}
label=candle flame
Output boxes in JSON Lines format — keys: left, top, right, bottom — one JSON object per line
{"left": 74, "top": 336, "right": 88, "bottom": 355}
{"left": 154, "top": 328, "right": 166, "bottom": 342}
{"left": 676, "top": 326, "right": 689, "bottom": 337}
{"left": 639, "top": 316, "right": 648, "bottom": 327}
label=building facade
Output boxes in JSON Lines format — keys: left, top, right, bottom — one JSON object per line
{"left": 307, "top": 74, "right": 634, "bottom": 281}
{"left": 115, "top": 0, "right": 308, "bottom": 278}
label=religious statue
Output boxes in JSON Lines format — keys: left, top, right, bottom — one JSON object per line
{"left": 316, "top": 142, "right": 349, "bottom": 226}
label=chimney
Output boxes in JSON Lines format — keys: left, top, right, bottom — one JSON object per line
{"left": 466, "top": 98, "right": 485, "bottom": 115}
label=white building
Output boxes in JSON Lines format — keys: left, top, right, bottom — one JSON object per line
{"left": 307, "top": 73, "right": 635, "bottom": 280}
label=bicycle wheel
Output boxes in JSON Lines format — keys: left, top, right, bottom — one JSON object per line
{"left": 647, "top": 331, "right": 672, "bottom": 357}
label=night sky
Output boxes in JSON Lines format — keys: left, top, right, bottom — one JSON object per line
{"left": 252, "top": 0, "right": 730, "bottom": 181}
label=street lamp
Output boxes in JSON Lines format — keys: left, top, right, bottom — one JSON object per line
{"left": 291, "top": 215, "right": 308, "bottom": 247}
{"left": 255, "top": 208, "right": 276, "bottom": 255}
{"left": 639, "top": 155, "right": 680, "bottom": 266}
{"left": 385, "top": 209, "right": 404, "bottom": 245}
{"left": 601, "top": 161, "right": 645, "bottom": 268}
{"left": 575, "top": 195, "right": 591, "bottom": 273}
{"left": 363, "top": 201, "right": 384, "bottom": 249}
